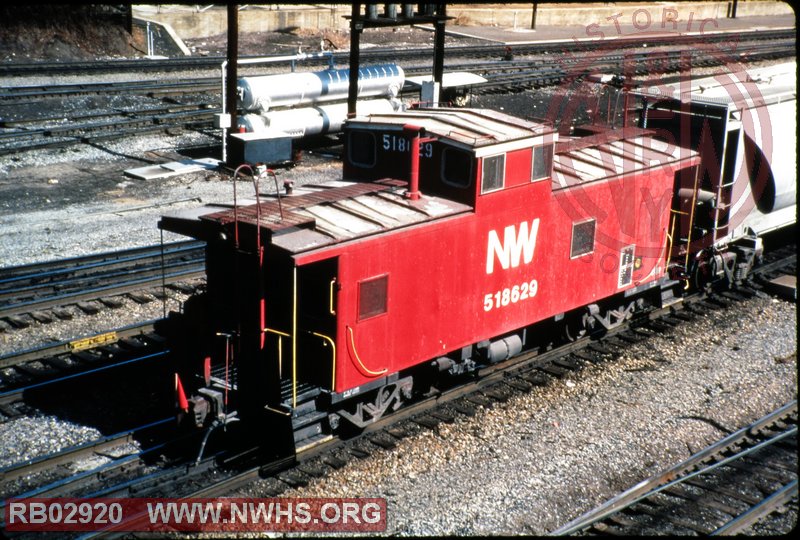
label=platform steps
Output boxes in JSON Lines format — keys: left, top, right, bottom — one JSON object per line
{"left": 660, "top": 278, "right": 684, "bottom": 308}
{"left": 279, "top": 378, "right": 328, "bottom": 445}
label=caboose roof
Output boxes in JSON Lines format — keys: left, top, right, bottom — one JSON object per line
{"left": 633, "top": 61, "right": 796, "bottom": 110}
{"left": 553, "top": 127, "right": 700, "bottom": 189}
{"left": 159, "top": 179, "right": 472, "bottom": 256}
{"left": 347, "top": 107, "right": 555, "bottom": 151}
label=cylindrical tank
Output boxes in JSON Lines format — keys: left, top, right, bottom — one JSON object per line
{"left": 238, "top": 98, "right": 403, "bottom": 138}
{"left": 237, "top": 64, "right": 405, "bottom": 112}
{"left": 744, "top": 99, "right": 796, "bottom": 213}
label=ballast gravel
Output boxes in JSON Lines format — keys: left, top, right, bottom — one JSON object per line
{"left": 236, "top": 294, "right": 796, "bottom": 536}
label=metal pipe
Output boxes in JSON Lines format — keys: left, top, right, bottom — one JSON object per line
{"left": 226, "top": 4, "right": 239, "bottom": 147}
{"left": 266, "top": 168, "right": 283, "bottom": 220}
{"left": 252, "top": 168, "right": 265, "bottom": 351}
{"left": 221, "top": 60, "right": 228, "bottom": 163}
{"left": 403, "top": 124, "right": 435, "bottom": 200}
{"left": 407, "top": 130, "right": 421, "bottom": 200}
{"left": 683, "top": 165, "right": 702, "bottom": 289}
{"left": 292, "top": 265, "right": 297, "bottom": 408}
{"left": 348, "top": 3, "right": 363, "bottom": 118}
{"left": 433, "top": 4, "right": 446, "bottom": 85}
{"left": 232, "top": 164, "right": 254, "bottom": 249}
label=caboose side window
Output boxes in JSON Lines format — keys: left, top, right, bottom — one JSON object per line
{"left": 442, "top": 147, "right": 472, "bottom": 188}
{"left": 358, "top": 274, "right": 388, "bottom": 320}
{"left": 481, "top": 154, "right": 505, "bottom": 193}
{"left": 532, "top": 144, "right": 554, "bottom": 181}
{"left": 570, "top": 219, "right": 595, "bottom": 258}
{"left": 348, "top": 130, "right": 377, "bottom": 168}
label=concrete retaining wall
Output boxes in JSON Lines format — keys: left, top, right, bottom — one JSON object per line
{"left": 132, "top": 2, "right": 794, "bottom": 40}
{"left": 452, "top": 1, "right": 793, "bottom": 28}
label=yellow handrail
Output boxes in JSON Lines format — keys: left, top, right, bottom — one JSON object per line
{"left": 264, "top": 328, "right": 290, "bottom": 379}
{"left": 329, "top": 278, "right": 337, "bottom": 315}
{"left": 683, "top": 166, "right": 701, "bottom": 290}
{"left": 311, "top": 331, "right": 337, "bottom": 391}
{"left": 346, "top": 325, "right": 387, "bottom": 377}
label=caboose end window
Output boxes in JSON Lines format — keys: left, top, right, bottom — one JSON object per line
{"left": 481, "top": 154, "right": 505, "bottom": 193}
{"left": 570, "top": 219, "right": 595, "bottom": 258}
{"left": 348, "top": 130, "right": 377, "bottom": 168}
{"left": 442, "top": 147, "right": 472, "bottom": 188}
{"left": 358, "top": 274, "right": 388, "bottom": 320}
{"left": 532, "top": 144, "right": 554, "bottom": 181}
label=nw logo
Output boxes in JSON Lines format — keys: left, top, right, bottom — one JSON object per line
{"left": 486, "top": 219, "right": 540, "bottom": 274}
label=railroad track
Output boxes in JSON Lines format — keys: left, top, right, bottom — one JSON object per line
{"left": 0, "top": 78, "right": 218, "bottom": 103}
{"left": 0, "top": 240, "right": 205, "bottom": 332}
{"left": 0, "top": 320, "right": 170, "bottom": 423}
{"left": 0, "top": 36, "right": 793, "bottom": 156}
{"left": 0, "top": 235, "right": 793, "bottom": 536}
{"left": 550, "top": 401, "right": 798, "bottom": 535}
{"left": 0, "top": 27, "right": 793, "bottom": 77}
{"left": 0, "top": 418, "right": 172, "bottom": 500}
{"left": 13, "top": 265, "right": 791, "bottom": 534}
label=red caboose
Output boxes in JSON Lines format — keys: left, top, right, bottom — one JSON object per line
{"left": 159, "top": 107, "right": 699, "bottom": 446}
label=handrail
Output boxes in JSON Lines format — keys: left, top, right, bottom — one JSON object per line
{"left": 311, "top": 331, "right": 337, "bottom": 391}
{"left": 329, "top": 278, "right": 337, "bottom": 315}
{"left": 346, "top": 325, "right": 387, "bottom": 377}
{"left": 264, "top": 327, "right": 290, "bottom": 379}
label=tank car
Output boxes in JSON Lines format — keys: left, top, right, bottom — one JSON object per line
{"left": 160, "top": 105, "right": 720, "bottom": 453}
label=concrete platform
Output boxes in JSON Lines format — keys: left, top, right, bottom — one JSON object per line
{"left": 764, "top": 274, "right": 797, "bottom": 302}
{"left": 124, "top": 158, "right": 221, "bottom": 180}
{"left": 133, "top": 3, "right": 795, "bottom": 41}
{"left": 439, "top": 13, "right": 795, "bottom": 45}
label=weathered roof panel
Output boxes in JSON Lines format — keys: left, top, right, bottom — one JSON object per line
{"left": 348, "top": 107, "right": 554, "bottom": 148}
{"left": 202, "top": 179, "right": 472, "bottom": 254}
{"left": 553, "top": 133, "right": 699, "bottom": 189}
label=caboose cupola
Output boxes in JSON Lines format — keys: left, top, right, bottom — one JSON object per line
{"left": 342, "top": 107, "right": 557, "bottom": 207}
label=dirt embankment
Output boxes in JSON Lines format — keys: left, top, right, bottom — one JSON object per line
{"left": 0, "top": 5, "right": 141, "bottom": 62}
{"left": 0, "top": 5, "right": 464, "bottom": 63}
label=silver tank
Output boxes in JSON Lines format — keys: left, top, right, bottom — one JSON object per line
{"left": 238, "top": 98, "right": 403, "bottom": 138}
{"left": 237, "top": 64, "right": 404, "bottom": 112}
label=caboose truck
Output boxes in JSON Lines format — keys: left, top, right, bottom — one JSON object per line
{"left": 158, "top": 107, "right": 702, "bottom": 455}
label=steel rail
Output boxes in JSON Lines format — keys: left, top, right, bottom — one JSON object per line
{"left": 0, "top": 417, "right": 172, "bottom": 488}
{"left": 90, "top": 246, "right": 797, "bottom": 507}
{"left": 0, "top": 256, "right": 201, "bottom": 305}
{"left": 0, "top": 78, "right": 217, "bottom": 101}
{"left": 0, "top": 319, "right": 158, "bottom": 370}
{"left": 549, "top": 400, "right": 798, "bottom": 535}
{"left": 0, "top": 265, "right": 203, "bottom": 319}
{"left": 711, "top": 479, "right": 799, "bottom": 535}
{"left": 0, "top": 242, "right": 205, "bottom": 321}
{"left": 0, "top": 240, "right": 202, "bottom": 282}
{"left": 0, "top": 27, "right": 792, "bottom": 76}
{"left": 0, "top": 349, "right": 170, "bottom": 405}
{"left": 0, "top": 40, "right": 792, "bottom": 156}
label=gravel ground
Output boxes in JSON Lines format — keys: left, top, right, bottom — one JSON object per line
{"left": 238, "top": 294, "right": 797, "bottom": 535}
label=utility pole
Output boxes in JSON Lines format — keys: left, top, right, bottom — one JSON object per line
{"left": 226, "top": 4, "right": 239, "bottom": 137}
